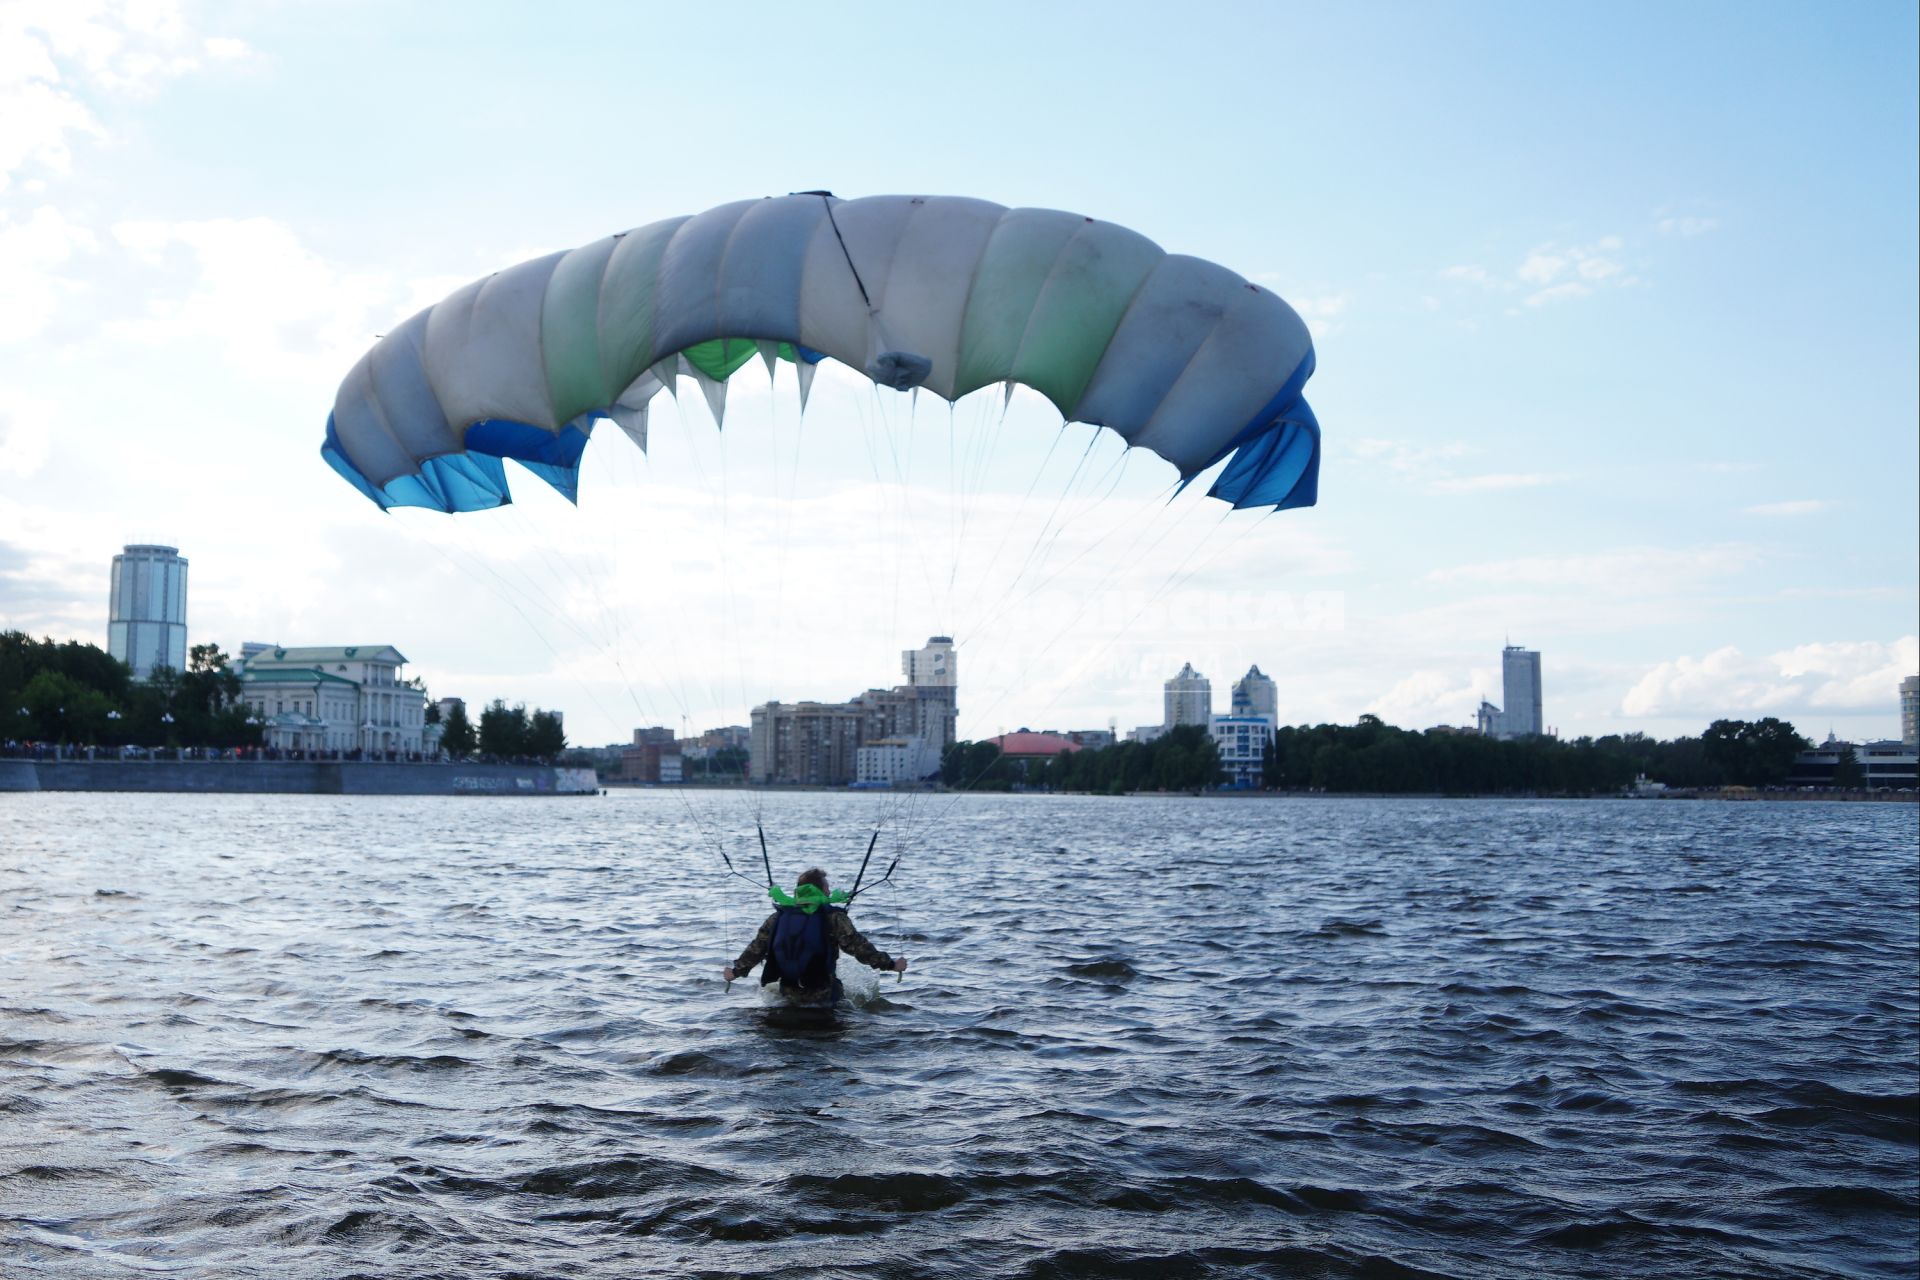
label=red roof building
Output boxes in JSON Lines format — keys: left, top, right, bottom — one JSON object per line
{"left": 988, "top": 730, "right": 1083, "bottom": 758}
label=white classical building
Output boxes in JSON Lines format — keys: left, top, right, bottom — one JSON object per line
{"left": 1164, "top": 663, "right": 1212, "bottom": 729}
{"left": 1210, "top": 714, "right": 1274, "bottom": 788}
{"left": 237, "top": 644, "right": 430, "bottom": 755}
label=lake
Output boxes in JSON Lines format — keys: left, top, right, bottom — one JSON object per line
{"left": 2, "top": 791, "right": 1915, "bottom": 1278}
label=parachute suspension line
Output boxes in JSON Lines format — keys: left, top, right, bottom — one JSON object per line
{"left": 970, "top": 426, "right": 1103, "bottom": 638}
{"left": 849, "top": 827, "right": 881, "bottom": 899}
{"left": 927, "top": 504, "right": 1264, "bottom": 841}
{"left": 756, "top": 822, "right": 775, "bottom": 887}
{"left": 818, "top": 195, "right": 872, "bottom": 310}
{"left": 962, "top": 440, "right": 1139, "bottom": 646}
{"left": 414, "top": 520, "right": 735, "bottom": 870}
{"left": 950, "top": 418, "right": 1070, "bottom": 631}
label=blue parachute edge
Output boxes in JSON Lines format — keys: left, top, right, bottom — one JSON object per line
{"left": 322, "top": 413, "right": 595, "bottom": 513}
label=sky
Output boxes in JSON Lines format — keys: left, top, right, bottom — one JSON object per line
{"left": 1, "top": 0, "right": 1915, "bottom": 747}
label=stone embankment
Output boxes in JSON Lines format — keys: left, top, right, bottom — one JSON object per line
{"left": 0, "top": 760, "right": 598, "bottom": 796}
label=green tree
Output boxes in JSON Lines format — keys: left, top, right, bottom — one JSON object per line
{"left": 526, "top": 709, "right": 567, "bottom": 760}
{"left": 21, "top": 671, "right": 115, "bottom": 743}
{"left": 441, "top": 702, "right": 476, "bottom": 758}
{"left": 478, "top": 700, "right": 529, "bottom": 758}
{"left": 1701, "top": 717, "right": 1809, "bottom": 786}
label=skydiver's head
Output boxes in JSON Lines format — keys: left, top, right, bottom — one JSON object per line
{"left": 797, "top": 867, "right": 829, "bottom": 895}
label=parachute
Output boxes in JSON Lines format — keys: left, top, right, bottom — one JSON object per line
{"left": 321, "top": 193, "right": 1321, "bottom": 514}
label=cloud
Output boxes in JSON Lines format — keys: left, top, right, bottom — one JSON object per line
{"left": 1657, "top": 215, "right": 1719, "bottom": 237}
{"left": 0, "top": 2, "right": 251, "bottom": 190}
{"left": 1288, "top": 292, "right": 1348, "bottom": 337}
{"left": 1426, "top": 472, "right": 1562, "bottom": 494}
{"left": 0, "top": 204, "right": 97, "bottom": 342}
{"left": 1365, "top": 669, "right": 1489, "bottom": 728}
{"left": 1622, "top": 636, "right": 1918, "bottom": 721}
{"left": 1440, "top": 234, "right": 1636, "bottom": 307}
{"left": 1427, "top": 544, "right": 1761, "bottom": 592}
{"left": 0, "top": 392, "right": 54, "bottom": 479}
{"left": 110, "top": 216, "right": 395, "bottom": 383}
{"left": 1743, "top": 499, "right": 1827, "bottom": 516}
{"left": 1347, "top": 438, "right": 1560, "bottom": 496}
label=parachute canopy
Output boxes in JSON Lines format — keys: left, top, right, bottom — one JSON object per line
{"left": 322, "top": 193, "right": 1322, "bottom": 513}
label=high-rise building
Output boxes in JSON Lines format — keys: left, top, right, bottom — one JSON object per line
{"left": 1500, "top": 645, "right": 1543, "bottom": 739}
{"left": 1231, "top": 665, "right": 1278, "bottom": 720}
{"left": 902, "top": 635, "right": 956, "bottom": 687}
{"left": 1901, "top": 675, "right": 1919, "bottom": 749}
{"left": 750, "top": 639, "right": 959, "bottom": 784}
{"left": 107, "top": 544, "right": 188, "bottom": 679}
{"left": 1164, "top": 663, "right": 1212, "bottom": 728}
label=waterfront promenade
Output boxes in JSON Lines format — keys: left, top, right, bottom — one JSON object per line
{"left": 0, "top": 758, "right": 597, "bottom": 796}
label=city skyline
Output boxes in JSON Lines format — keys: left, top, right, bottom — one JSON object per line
{"left": 0, "top": 3, "right": 1914, "bottom": 746}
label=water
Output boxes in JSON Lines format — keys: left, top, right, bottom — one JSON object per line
{"left": 1, "top": 792, "right": 1915, "bottom": 1279}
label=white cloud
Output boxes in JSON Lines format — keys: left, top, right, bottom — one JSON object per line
{"left": 1657, "top": 215, "right": 1718, "bottom": 237}
{"left": 110, "top": 216, "right": 394, "bottom": 382}
{"left": 0, "top": 391, "right": 53, "bottom": 478}
{"left": 1524, "top": 281, "right": 1591, "bottom": 307}
{"left": 1426, "top": 472, "right": 1562, "bottom": 494}
{"left": 1743, "top": 499, "right": 1827, "bottom": 516}
{"left": 1347, "top": 438, "right": 1559, "bottom": 496}
{"left": 1427, "top": 544, "right": 1761, "bottom": 592}
{"left": 1443, "top": 235, "right": 1635, "bottom": 307}
{"left": 1288, "top": 292, "right": 1348, "bottom": 338}
{"left": 0, "top": 2, "right": 251, "bottom": 190}
{"left": 1365, "top": 669, "right": 1489, "bottom": 728}
{"left": 0, "top": 204, "right": 97, "bottom": 342}
{"left": 1622, "top": 636, "right": 1918, "bottom": 721}
{"left": 0, "top": 24, "right": 103, "bottom": 190}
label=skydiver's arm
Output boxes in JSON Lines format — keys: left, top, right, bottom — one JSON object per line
{"left": 729, "top": 914, "right": 778, "bottom": 976}
{"left": 833, "top": 913, "right": 899, "bottom": 971}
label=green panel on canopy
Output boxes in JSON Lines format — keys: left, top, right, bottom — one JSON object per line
{"left": 1013, "top": 229, "right": 1162, "bottom": 415}
{"left": 681, "top": 338, "right": 760, "bottom": 383}
{"left": 953, "top": 213, "right": 1083, "bottom": 401}
{"left": 542, "top": 238, "right": 619, "bottom": 422}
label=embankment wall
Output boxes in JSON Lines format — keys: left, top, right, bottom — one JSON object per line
{"left": 1, "top": 761, "right": 596, "bottom": 796}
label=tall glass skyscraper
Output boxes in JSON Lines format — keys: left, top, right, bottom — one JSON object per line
{"left": 1501, "top": 645, "right": 1543, "bottom": 739}
{"left": 108, "top": 544, "right": 188, "bottom": 679}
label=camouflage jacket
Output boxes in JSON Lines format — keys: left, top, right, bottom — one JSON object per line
{"left": 731, "top": 909, "right": 894, "bottom": 980}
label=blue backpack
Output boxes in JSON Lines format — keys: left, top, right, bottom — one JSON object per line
{"left": 764, "top": 904, "right": 842, "bottom": 989}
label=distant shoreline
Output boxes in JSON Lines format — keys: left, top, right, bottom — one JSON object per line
{"left": 1, "top": 758, "right": 597, "bottom": 796}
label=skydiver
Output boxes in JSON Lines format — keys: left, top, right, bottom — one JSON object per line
{"left": 722, "top": 867, "right": 907, "bottom": 1004}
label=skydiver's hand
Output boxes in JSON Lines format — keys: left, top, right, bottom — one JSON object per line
{"left": 892, "top": 957, "right": 908, "bottom": 974}
{"left": 722, "top": 966, "right": 736, "bottom": 982}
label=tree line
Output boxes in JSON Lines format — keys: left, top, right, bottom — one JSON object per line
{"left": 3, "top": 631, "right": 256, "bottom": 748}
{"left": 437, "top": 699, "right": 566, "bottom": 761}
{"left": 940, "top": 715, "right": 1812, "bottom": 795}
{"left": 4, "top": 631, "right": 569, "bottom": 762}
{"left": 942, "top": 724, "right": 1224, "bottom": 793}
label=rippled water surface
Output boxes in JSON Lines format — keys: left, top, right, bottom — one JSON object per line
{"left": 2, "top": 791, "right": 1916, "bottom": 1279}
